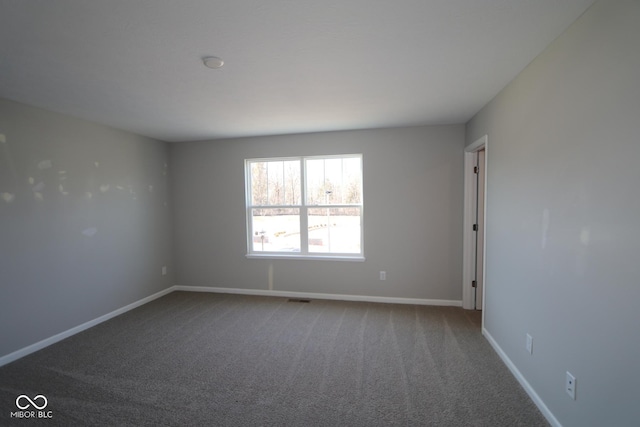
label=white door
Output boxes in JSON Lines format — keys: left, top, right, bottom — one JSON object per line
{"left": 475, "top": 149, "right": 485, "bottom": 310}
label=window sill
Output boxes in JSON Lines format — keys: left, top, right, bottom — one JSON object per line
{"left": 245, "top": 254, "right": 365, "bottom": 262}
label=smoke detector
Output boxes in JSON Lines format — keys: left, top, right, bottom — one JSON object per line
{"left": 203, "top": 56, "right": 224, "bottom": 69}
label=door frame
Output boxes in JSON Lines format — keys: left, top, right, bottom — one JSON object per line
{"left": 462, "top": 135, "right": 488, "bottom": 314}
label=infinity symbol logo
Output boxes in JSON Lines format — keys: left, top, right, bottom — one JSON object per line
{"left": 15, "top": 395, "right": 48, "bottom": 410}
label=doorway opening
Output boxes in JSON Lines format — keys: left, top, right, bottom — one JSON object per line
{"left": 462, "top": 135, "right": 487, "bottom": 315}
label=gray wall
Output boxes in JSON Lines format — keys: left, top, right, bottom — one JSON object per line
{"left": 0, "top": 98, "right": 174, "bottom": 358}
{"left": 466, "top": 0, "right": 640, "bottom": 425}
{"left": 171, "top": 125, "right": 464, "bottom": 301}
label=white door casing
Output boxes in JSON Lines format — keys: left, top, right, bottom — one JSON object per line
{"left": 462, "top": 135, "right": 487, "bottom": 315}
{"left": 476, "top": 149, "right": 485, "bottom": 310}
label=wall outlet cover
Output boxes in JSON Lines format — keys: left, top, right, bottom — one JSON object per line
{"left": 526, "top": 333, "right": 533, "bottom": 354}
{"left": 566, "top": 371, "right": 576, "bottom": 400}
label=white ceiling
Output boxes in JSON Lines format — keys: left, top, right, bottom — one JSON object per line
{"left": 0, "top": 0, "right": 595, "bottom": 142}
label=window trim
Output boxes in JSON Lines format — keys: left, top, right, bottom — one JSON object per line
{"left": 245, "top": 154, "right": 364, "bottom": 261}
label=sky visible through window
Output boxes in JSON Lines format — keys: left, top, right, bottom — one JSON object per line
{"left": 247, "top": 155, "right": 362, "bottom": 256}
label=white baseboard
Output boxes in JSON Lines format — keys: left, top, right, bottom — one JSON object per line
{"left": 0, "top": 287, "right": 175, "bottom": 368}
{"left": 482, "top": 327, "right": 561, "bottom": 427}
{"left": 0, "top": 285, "right": 461, "bottom": 367}
{"left": 1, "top": 287, "right": 559, "bottom": 425}
{"left": 173, "top": 285, "right": 462, "bottom": 307}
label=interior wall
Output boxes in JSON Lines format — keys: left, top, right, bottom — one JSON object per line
{"left": 171, "top": 125, "right": 464, "bottom": 301}
{"left": 465, "top": 0, "right": 640, "bottom": 425}
{"left": 0, "top": 98, "right": 174, "bottom": 359}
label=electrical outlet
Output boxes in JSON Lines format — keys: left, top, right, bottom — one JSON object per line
{"left": 526, "top": 333, "right": 533, "bottom": 354}
{"left": 566, "top": 371, "right": 576, "bottom": 400}
{"left": 162, "top": 266, "right": 167, "bottom": 276}
{"left": 379, "top": 271, "right": 386, "bottom": 280}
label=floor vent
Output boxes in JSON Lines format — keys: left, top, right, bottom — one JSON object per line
{"left": 288, "top": 298, "right": 311, "bottom": 303}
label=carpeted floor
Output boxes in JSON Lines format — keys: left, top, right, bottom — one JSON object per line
{"left": 0, "top": 291, "right": 548, "bottom": 426}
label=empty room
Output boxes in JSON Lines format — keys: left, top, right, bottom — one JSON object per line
{"left": 1, "top": 0, "right": 638, "bottom": 426}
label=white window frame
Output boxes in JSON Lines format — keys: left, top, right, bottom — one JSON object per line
{"left": 245, "top": 154, "right": 364, "bottom": 261}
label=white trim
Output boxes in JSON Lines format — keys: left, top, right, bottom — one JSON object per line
{"left": 173, "top": 285, "right": 462, "bottom": 307}
{"left": 245, "top": 154, "right": 364, "bottom": 258}
{"left": 483, "top": 328, "right": 562, "bottom": 427}
{"left": 0, "top": 287, "right": 174, "bottom": 368}
{"left": 0, "top": 285, "right": 460, "bottom": 366}
{"left": 466, "top": 134, "right": 488, "bottom": 152}
{"left": 245, "top": 254, "right": 365, "bottom": 262}
{"left": 0, "top": 283, "right": 559, "bottom": 426}
{"left": 462, "top": 150, "right": 478, "bottom": 310}
{"left": 462, "top": 135, "right": 488, "bottom": 313}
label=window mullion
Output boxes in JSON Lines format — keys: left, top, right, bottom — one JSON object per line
{"left": 300, "top": 206, "right": 308, "bottom": 254}
{"left": 247, "top": 207, "right": 253, "bottom": 254}
{"left": 300, "top": 158, "right": 308, "bottom": 254}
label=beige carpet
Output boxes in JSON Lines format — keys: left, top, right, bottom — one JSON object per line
{"left": 0, "top": 291, "right": 548, "bottom": 426}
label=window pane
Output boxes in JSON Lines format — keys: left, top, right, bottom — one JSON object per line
{"left": 247, "top": 154, "right": 362, "bottom": 257}
{"left": 308, "top": 207, "right": 361, "bottom": 253}
{"left": 282, "top": 161, "right": 301, "bottom": 205}
{"left": 251, "top": 160, "right": 300, "bottom": 206}
{"left": 250, "top": 162, "right": 268, "bottom": 205}
{"left": 305, "top": 157, "right": 362, "bottom": 205}
{"left": 305, "top": 159, "right": 324, "bottom": 205}
{"left": 342, "top": 157, "right": 362, "bottom": 204}
{"left": 267, "top": 161, "right": 284, "bottom": 205}
{"left": 251, "top": 208, "right": 300, "bottom": 252}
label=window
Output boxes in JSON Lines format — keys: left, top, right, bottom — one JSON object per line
{"left": 245, "top": 154, "right": 363, "bottom": 259}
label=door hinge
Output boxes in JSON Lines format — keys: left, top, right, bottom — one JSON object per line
{"left": 472, "top": 280, "right": 477, "bottom": 288}
{"left": 474, "top": 166, "right": 478, "bottom": 174}
{"left": 473, "top": 224, "right": 478, "bottom": 231}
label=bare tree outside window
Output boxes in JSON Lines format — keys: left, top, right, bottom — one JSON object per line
{"left": 246, "top": 155, "right": 363, "bottom": 258}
